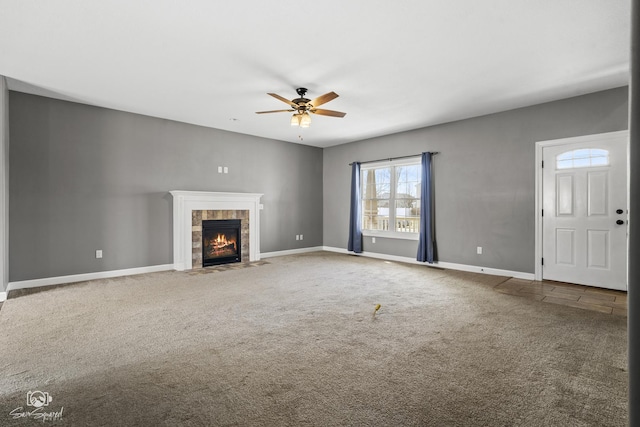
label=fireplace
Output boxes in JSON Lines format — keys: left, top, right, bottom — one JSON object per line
{"left": 170, "top": 191, "right": 262, "bottom": 270}
{"left": 202, "top": 219, "right": 241, "bottom": 266}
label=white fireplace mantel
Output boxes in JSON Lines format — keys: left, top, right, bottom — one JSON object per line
{"left": 170, "top": 191, "right": 263, "bottom": 270}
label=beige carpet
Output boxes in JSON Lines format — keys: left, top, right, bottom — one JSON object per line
{"left": 0, "top": 252, "right": 628, "bottom": 426}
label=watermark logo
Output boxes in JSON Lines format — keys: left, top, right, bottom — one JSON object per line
{"left": 27, "top": 391, "right": 52, "bottom": 408}
{"left": 9, "top": 390, "right": 64, "bottom": 422}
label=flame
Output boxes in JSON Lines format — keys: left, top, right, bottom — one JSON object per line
{"left": 205, "top": 232, "right": 237, "bottom": 256}
{"left": 214, "top": 233, "right": 231, "bottom": 248}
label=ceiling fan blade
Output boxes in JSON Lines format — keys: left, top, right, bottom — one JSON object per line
{"left": 311, "top": 108, "right": 346, "bottom": 118}
{"left": 309, "top": 91, "right": 339, "bottom": 107}
{"left": 268, "top": 93, "right": 298, "bottom": 107}
{"left": 255, "top": 109, "right": 295, "bottom": 114}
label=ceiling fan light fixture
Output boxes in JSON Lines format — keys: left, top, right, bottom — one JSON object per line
{"left": 290, "top": 113, "right": 301, "bottom": 126}
{"left": 299, "top": 112, "right": 311, "bottom": 128}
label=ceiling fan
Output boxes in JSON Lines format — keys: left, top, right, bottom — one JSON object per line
{"left": 256, "top": 88, "right": 346, "bottom": 128}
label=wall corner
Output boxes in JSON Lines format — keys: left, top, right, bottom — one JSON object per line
{"left": 0, "top": 76, "right": 9, "bottom": 294}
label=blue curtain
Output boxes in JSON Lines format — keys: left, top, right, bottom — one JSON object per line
{"left": 417, "top": 152, "right": 436, "bottom": 263}
{"left": 347, "top": 162, "right": 363, "bottom": 253}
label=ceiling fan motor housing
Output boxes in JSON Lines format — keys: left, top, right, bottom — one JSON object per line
{"left": 293, "top": 88, "right": 311, "bottom": 110}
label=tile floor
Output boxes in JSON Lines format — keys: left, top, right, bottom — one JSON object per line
{"left": 493, "top": 277, "right": 627, "bottom": 316}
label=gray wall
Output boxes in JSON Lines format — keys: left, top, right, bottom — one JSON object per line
{"left": 323, "top": 87, "right": 629, "bottom": 274}
{"left": 8, "top": 86, "right": 630, "bottom": 282}
{"left": 9, "top": 92, "right": 323, "bottom": 281}
{"left": 0, "top": 77, "right": 8, "bottom": 292}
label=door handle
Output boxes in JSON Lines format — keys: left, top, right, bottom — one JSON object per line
{"left": 616, "top": 209, "right": 624, "bottom": 214}
{"left": 616, "top": 220, "right": 625, "bottom": 225}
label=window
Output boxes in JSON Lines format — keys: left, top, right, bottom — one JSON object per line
{"left": 556, "top": 148, "right": 609, "bottom": 169}
{"left": 361, "top": 158, "right": 421, "bottom": 238}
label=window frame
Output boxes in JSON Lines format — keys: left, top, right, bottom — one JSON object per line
{"left": 360, "top": 157, "right": 421, "bottom": 241}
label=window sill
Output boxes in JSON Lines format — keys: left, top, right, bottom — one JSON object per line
{"left": 363, "top": 230, "right": 419, "bottom": 241}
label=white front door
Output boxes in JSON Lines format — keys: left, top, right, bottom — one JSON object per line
{"left": 541, "top": 132, "right": 628, "bottom": 290}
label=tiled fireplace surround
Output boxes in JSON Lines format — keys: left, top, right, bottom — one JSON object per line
{"left": 191, "top": 210, "right": 249, "bottom": 268}
{"left": 170, "top": 191, "right": 262, "bottom": 271}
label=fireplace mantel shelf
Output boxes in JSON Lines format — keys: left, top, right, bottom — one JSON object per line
{"left": 170, "top": 191, "right": 263, "bottom": 270}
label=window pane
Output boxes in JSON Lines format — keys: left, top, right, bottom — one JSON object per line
{"left": 375, "top": 168, "right": 390, "bottom": 184}
{"left": 557, "top": 151, "right": 573, "bottom": 161}
{"left": 362, "top": 167, "right": 391, "bottom": 200}
{"left": 408, "top": 166, "right": 420, "bottom": 182}
{"left": 396, "top": 183, "right": 410, "bottom": 198}
{"left": 362, "top": 170, "right": 372, "bottom": 196}
{"left": 397, "top": 165, "right": 420, "bottom": 181}
{"left": 396, "top": 165, "right": 421, "bottom": 199}
{"left": 557, "top": 159, "right": 573, "bottom": 169}
{"left": 378, "top": 183, "right": 390, "bottom": 198}
{"left": 573, "top": 157, "right": 590, "bottom": 168}
{"left": 572, "top": 149, "right": 590, "bottom": 159}
{"left": 395, "top": 199, "right": 420, "bottom": 232}
{"left": 590, "top": 156, "right": 608, "bottom": 166}
{"left": 362, "top": 200, "right": 390, "bottom": 231}
{"left": 405, "top": 183, "right": 420, "bottom": 198}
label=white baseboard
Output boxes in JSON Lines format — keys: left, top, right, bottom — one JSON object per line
{"left": 321, "top": 246, "right": 534, "bottom": 280}
{"left": 261, "top": 246, "right": 324, "bottom": 258}
{"left": 434, "top": 261, "right": 534, "bottom": 280}
{"left": 322, "top": 246, "right": 350, "bottom": 255}
{"left": 0, "top": 291, "right": 6, "bottom": 302}
{"left": 7, "top": 264, "right": 175, "bottom": 292}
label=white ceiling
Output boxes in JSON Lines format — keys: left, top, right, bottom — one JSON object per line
{"left": 0, "top": 0, "right": 631, "bottom": 148}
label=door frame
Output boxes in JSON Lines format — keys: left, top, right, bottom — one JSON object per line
{"left": 534, "top": 130, "right": 629, "bottom": 282}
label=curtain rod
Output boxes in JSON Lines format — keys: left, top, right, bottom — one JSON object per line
{"left": 348, "top": 152, "right": 439, "bottom": 166}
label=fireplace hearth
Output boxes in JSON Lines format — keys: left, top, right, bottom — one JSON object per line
{"left": 202, "top": 219, "right": 241, "bottom": 266}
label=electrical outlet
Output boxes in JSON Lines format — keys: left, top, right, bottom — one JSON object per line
{"left": 372, "top": 237, "right": 376, "bottom": 243}
{"left": 477, "top": 246, "right": 483, "bottom": 255}
{"left": 296, "top": 235, "right": 300, "bottom": 241}
{"left": 300, "top": 234, "right": 303, "bottom": 240}
{"left": 96, "top": 250, "right": 103, "bottom": 259}
{"left": 217, "top": 166, "right": 222, "bottom": 173}
{"left": 223, "top": 166, "right": 228, "bottom": 174}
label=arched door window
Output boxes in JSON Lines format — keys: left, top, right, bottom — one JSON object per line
{"left": 556, "top": 148, "right": 609, "bottom": 169}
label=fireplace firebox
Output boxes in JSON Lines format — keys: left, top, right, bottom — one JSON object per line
{"left": 202, "top": 219, "right": 241, "bottom": 266}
